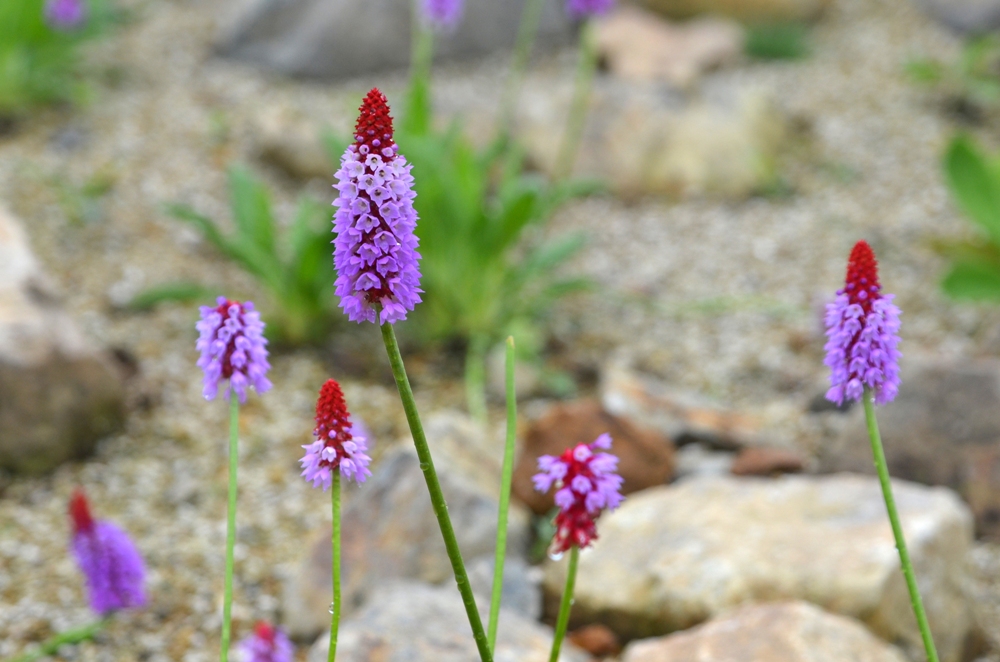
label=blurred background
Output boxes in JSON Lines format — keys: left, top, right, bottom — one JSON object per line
{"left": 3, "top": 0, "right": 1000, "bottom": 659}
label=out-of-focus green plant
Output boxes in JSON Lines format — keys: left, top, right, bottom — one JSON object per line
{"left": 907, "top": 35, "right": 1000, "bottom": 118}
{"left": 744, "top": 22, "right": 811, "bottom": 61}
{"left": 938, "top": 134, "right": 1000, "bottom": 301}
{"left": 0, "top": 0, "right": 114, "bottom": 119}
{"left": 133, "top": 166, "right": 337, "bottom": 345}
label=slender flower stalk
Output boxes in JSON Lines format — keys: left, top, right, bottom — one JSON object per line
{"left": 299, "top": 379, "right": 371, "bottom": 661}
{"left": 196, "top": 297, "right": 271, "bottom": 662}
{"left": 497, "top": 0, "right": 546, "bottom": 142}
{"left": 238, "top": 621, "right": 294, "bottom": 662}
{"left": 824, "top": 241, "right": 938, "bottom": 662}
{"left": 548, "top": 545, "right": 579, "bottom": 662}
{"left": 487, "top": 336, "right": 518, "bottom": 652}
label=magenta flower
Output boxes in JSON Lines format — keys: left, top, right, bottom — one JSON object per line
{"left": 45, "top": 0, "right": 86, "bottom": 30}
{"left": 238, "top": 621, "right": 294, "bottom": 662}
{"left": 69, "top": 490, "right": 146, "bottom": 615}
{"left": 300, "top": 379, "right": 372, "bottom": 488}
{"left": 824, "top": 240, "right": 902, "bottom": 406}
{"left": 333, "top": 88, "right": 422, "bottom": 325}
{"left": 196, "top": 297, "right": 272, "bottom": 403}
{"left": 422, "top": 0, "right": 464, "bottom": 30}
{"left": 566, "top": 0, "right": 614, "bottom": 18}
{"left": 533, "top": 434, "right": 624, "bottom": 554}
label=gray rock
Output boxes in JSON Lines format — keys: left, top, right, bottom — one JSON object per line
{"left": 0, "top": 206, "right": 126, "bottom": 474}
{"left": 622, "top": 601, "right": 909, "bottom": 662}
{"left": 912, "top": 0, "right": 1000, "bottom": 34}
{"left": 543, "top": 474, "right": 973, "bottom": 662}
{"left": 284, "top": 412, "right": 530, "bottom": 640}
{"left": 308, "top": 581, "right": 587, "bottom": 662}
{"left": 817, "top": 358, "right": 1000, "bottom": 539}
{"left": 633, "top": 0, "right": 831, "bottom": 22}
{"left": 467, "top": 555, "right": 542, "bottom": 620}
{"left": 215, "top": 0, "right": 571, "bottom": 79}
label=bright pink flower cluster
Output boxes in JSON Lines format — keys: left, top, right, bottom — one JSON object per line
{"left": 300, "top": 379, "right": 372, "bottom": 487}
{"left": 533, "top": 434, "right": 624, "bottom": 554}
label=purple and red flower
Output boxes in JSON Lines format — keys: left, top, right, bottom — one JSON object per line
{"left": 300, "top": 379, "right": 372, "bottom": 488}
{"left": 196, "top": 297, "right": 272, "bottom": 403}
{"left": 238, "top": 621, "right": 294, "bottom": 662}
{"left": 824, "top": 240, "right": 902, "bottom": 406}
{"left": 566, "top": 0, "right": 615, "bottom": 18}
{"left": 45, "top": 0, "right": 87, "bottom": 30}
{"left": 422, "top": 0, "right": 464, "bottom": 30}
{"left": 533, "top": 434, "right": 623, "bottom": 554}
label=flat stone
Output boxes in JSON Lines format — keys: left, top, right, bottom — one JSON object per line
{"left": 511, "top": 399, "right": 674, "bottom": 515}
{"left": 215, "top": 0, "right": 571, "bottom": 79}
{"left": 543, "top": 474, "right": 973, "bottom": 662}
{"left": 0, "top": 206, "right": 126, "bottom": 474}
{"left": 307, "top": 581, "right": 588, "bottom": 662}
{"left": 730, "top": 445, "right": 805, "bottom": 476}
{"left": 284, "top": 412, "right": 530, "bottom": 640}
{"left": 633, "top": 0, "right": 831, "bottom": 22}
{"left": 622, "top": 601, "right": 909, "bottom": 662}
{"left": 817, "top": 358, "right": 1000, "bottom": 539}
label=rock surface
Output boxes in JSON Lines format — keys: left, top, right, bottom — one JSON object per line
{"left": 634, "top": 0, "right": 831, "bottom": 22}
{"left": 215, "top": 0, "right": 571, "bottom": 79}
{"left": 595, "top": 7, "right": 743, "bottom": 88}
{"left": 817, "top": 358, "right": 1000, "bottom": 539}
{"left": 511, "top": 399, "right": 674, "bottom": 515}
{"left": 622, "top": 601, "right": 909, "bottom": 662}
{"left": 284, "top": 412, "right": 530, "bottom": 640}
{"left": 912, "top": 0, "right": 1000, "bottom": 33}
{"left": 307, "top": 581, "right": 587, "bottom": 662}
{"left": 543, "top": 474, "right": 973, "bottom": 662}
{"left": 0, "top": 206, "right": 126, "bottom": 474}
{"left": 730, "top": 445, "right": 805, "bottom": 475}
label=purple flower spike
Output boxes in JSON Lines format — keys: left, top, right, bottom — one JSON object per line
{"left": 239, "top": 621, "right": 294, "bottom": 662}
{"left": 69, "top": 490, "right": 146, "bottom": 615}
{"left": 45, "top": 0, "right": 86, "bottom": 30}
{"left": 533, "top": 433, "right": 624, "bottom": 554}
{"left": 196, "top": 297, "right": 272, "bottom": 403}
{"left": 423, "top": 0, "right": 464, "bottom": 30}
{"left": 300, "top": 379, "right": 372, "bottom": 488}
{"left": 333, "top": 88, "right": 422, "bottom": 325}
{"left": 566, "top": 0, "right": 615, "bottom": 18}
{"left": 824, "top": 240, "right": 902, "bottom": 406}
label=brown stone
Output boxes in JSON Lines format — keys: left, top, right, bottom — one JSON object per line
{"left": 512, "top": 399, "right": 674, "bottom": 515}
{"left": 730, "top": 446, "right": 805, "bottom": 476}
{"left": 568, "top": 623, "right": 621, "bottom": 657}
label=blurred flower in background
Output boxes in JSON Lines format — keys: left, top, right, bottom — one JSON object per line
{"left": 238, "top": 622, "right": 294, "bottom": 662}
{"left": 422, "top": 0, "right": 464, "bottom": 31}
{"left": 565, "top": 0, "right": 614, "bottom": 18}
{"left": 44, "top": 0, "right": 87, "bottom": 30}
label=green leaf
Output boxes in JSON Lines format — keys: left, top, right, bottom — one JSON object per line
{"left": 126, "top": 282, "right": 214, "bottom": 311}
{"left": 944, "top": 134, "right": 1000, "bottom": 242}
{"left": 164, "top": 203, "right": 233, "bottom": 255}
{"left": 942, "top": 260, "right": 1000, "bottom": 301}
{"left": 227, "top": 165, "right": 276, "bottom": 252}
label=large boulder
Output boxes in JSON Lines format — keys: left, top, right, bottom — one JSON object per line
{"left": 911, "top": 0, "right": 1000, "bottom": 34}
{"left": 307, "top": 581, "right": 587, "bottom": 662}
{"left": 633, "top": 0, "right": 831, "bottom": 23}
{"left": 622, "top": 601, "right": 909, "bottom": 662}
{"left": 215, "top": 0, "right": 571, "bottom": 79}
{"left": 284, "top": 412, "right": 530, "bottom": 640}
{"left": 817, "top": 358, "right": 1000, "bottom": 539}
{"left": 543, "top": 474, "right": 973, "bottom": 662}
{"left": 0, "top": 206, "right": 126, "bottom": 474}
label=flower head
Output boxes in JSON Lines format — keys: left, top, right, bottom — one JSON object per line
{"left": 238, "top": 621, "right": 294, "bottom": 662}
{"left": 566, "top": 0, "right": 614, "bottom": 18}
{"left": 300, "top": 379, "right": 372, "bottom": 488}
{"left": 196, "top": 297, "right": 272, "bottom": 403}
{"left": 824, "top": 240, "right": 901, "bottom": 406}
{"left": 333, "top": 88, "right": 422, "bottom": 325}
{"left": 69, "top": 489, "right": 147, "bottom": 615}
{"left": 422, "top": 0, "right": 464, "bottom": 30}
{"left": 533, "top": 433, "right": 623, "bottom": 554}
{"left": 45, "top": 0, "right": 86, "bottom": 30}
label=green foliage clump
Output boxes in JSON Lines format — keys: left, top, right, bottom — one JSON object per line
{"left": 907, "top": 35, "right": 1000, "bottom": 118}
{"left": 744, "top": 22, "right": 810, "bottom": 61}
{"left": 0, "top": 0, "right": 113, "bottom": 118}
{"left": 134, "top": 166, "right": 336, "bottom": 345}
{"left": 939, "top": 134, "right": 1000, "bottom": 301}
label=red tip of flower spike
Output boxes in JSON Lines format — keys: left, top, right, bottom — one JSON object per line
{"left": 844, "top": 240, "right": 882, "bottom": 312}
{"left": 213, "top": 298, "right": 242, "bottom": 379}
{"left": 315, "top": 379, "right": 353, "bottom": 449}
{"left": 253, "top": 621, "right": 276, "bottom": 644}
{"left": 354, "top": 88, "right": 396, "bottom": 158}
{"left": 69, "top": 489, "right": 95, "bottom": 534}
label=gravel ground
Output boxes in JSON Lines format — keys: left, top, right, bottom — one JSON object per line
{"left": 1, "top": 0, "right": 999, "bottom": 658}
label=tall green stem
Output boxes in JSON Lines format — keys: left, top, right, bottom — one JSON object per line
{"left": 404, "top": 17, "right": 435, "bottom": 136}
{"left": 548, "top": 545, "right": 579, "bottom": 662}
{"left": 554, "top": 19, "right": 598, "bottom": 181}
{"left": 465, "top": 334, "right": 489, "bottom": 426}
{"left": 10, "top": 617, "right": 110, "bottom": 662}
{"left": 328, "top": 472, "right": 342, "bottom": 662}
{"left": 220, "top": 395, "right": 240, "bottom": 662}
{"left": 497, "top": 0, "right": 546, "bottom": 142}
{"left": 379, "top": 320, "right": 495, "bottom": 662}
{"left": 863, "top": 388, "right": 939, "bottom": 662}
{"left": 487, "top": 337, "right": 518, "bottom": 652}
